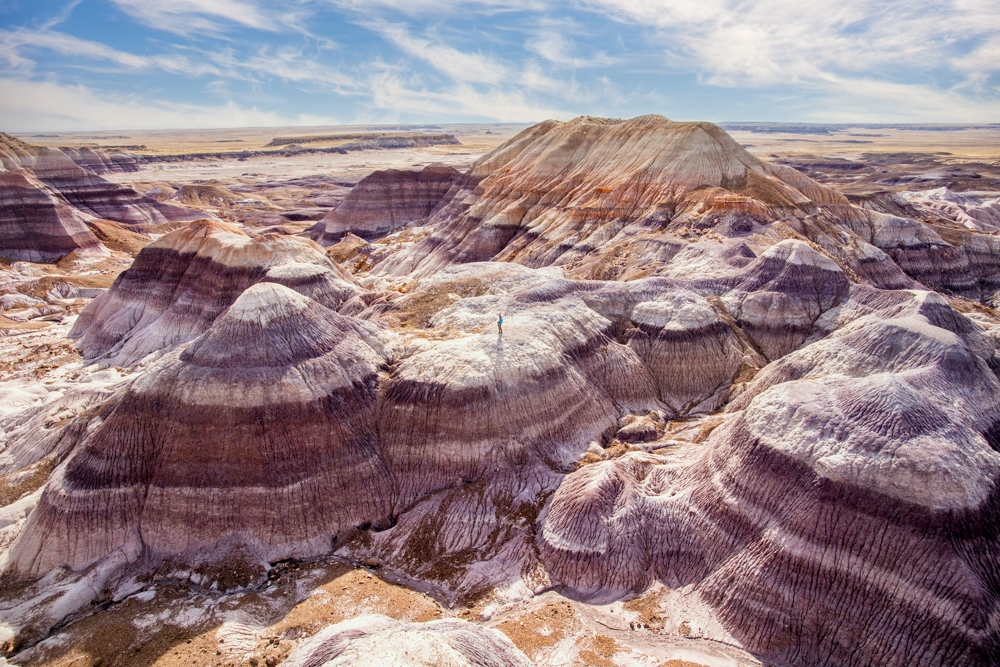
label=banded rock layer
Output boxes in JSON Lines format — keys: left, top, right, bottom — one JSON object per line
{"left": 0, "top": 132, "right": 199, "bottom": 262}
{"left": 11, "top": 282, "right": 392, "bottom": 573}
{"left": 60, "top": 146, "right": 143, "bottom": 175}
{"left": 313, "top": 163, "right": 460, "bottom": 244}
{"left": 364, "top": 115, "right": 1000, "bottom": 310}
{"left": 13, "top": 236, "right": 840, "bottom": 575}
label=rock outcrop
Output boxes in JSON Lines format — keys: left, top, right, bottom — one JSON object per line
{"left": 312, "top": 163, "right": 459, "bottom": 244}
{"left": 0, "top": 133, "right": 200, "bottom": 262}
{"left": 11, "top": 282, "right": 391, "bottom": 574}
{"left": 167, "top": 184, "right": 245, "bottom": 207}
{"left": 365, "top": 115, "right": 1000, "bottom": 311}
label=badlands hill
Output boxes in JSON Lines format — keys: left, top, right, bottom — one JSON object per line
{"left": 0, "top": 133, "right": 200, "bottom": 262}
{"left": 2, "top": 116, "right": 1000, "bottom": 667}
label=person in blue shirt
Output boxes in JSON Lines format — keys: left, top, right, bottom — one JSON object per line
{"left": 497, "top": 311, "right": 504, "bottom": 335}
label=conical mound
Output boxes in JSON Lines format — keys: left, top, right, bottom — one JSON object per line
{"left": 10, "top": 283, "right": 392, "bottom": 574}
{"left": 379, "top": 115, "right": 847, "bottom": 279}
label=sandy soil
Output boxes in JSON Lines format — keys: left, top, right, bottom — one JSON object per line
{"left": 11, "top": 559, "right": 761, "bottom": 667}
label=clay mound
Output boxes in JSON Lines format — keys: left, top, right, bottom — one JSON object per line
{"left": 314, "top": 163, "right": 459, "bottom": 244}
{"left": 364, "top": 116, "right": 1000, "bottom": 310}
{"left": 168, "top": 183, "right": 243, "bottom": 207}
{"left": 12, "top": 242, "right": 838, "bottom": 582}
{"left": 0, "top": 168, "right": 104, "bottom": 262}
{"left": 69, "top": 219, "right": 362, "bottom": 365}
{"left": 0, "top": 133, "right": 200, "bottom": 262}
{"left": 378, "top": 115, "right": 846, "bottom": 278}
{"left": 285, "top": 615, "right": 533, "bottom": 667}
{"left": 10, "top": 282, "right": 393, "bottom": 574}
{"left": 540, "top": 287, "right": 1000, "bottom": 665}
{"left": 717, "top": 239, "right": 850, "bottom": 360}
{"left": 904, "top": 187, "right": 1000, "bottom": 233}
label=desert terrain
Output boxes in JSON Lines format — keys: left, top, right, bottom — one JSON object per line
{"left": 1, "top": 118, "right": 999, "bottom": 667}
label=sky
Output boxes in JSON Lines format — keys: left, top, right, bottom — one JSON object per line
{"left": 1, "top": 0, "right": 999, "bottom": 131}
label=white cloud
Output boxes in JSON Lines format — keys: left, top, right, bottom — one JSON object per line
{"left": 3, "top": 0, "right": 998, "bottom": 129}
{"left": 204, "top": 45, "right": 362, "bottom": 93}
{"left": 951, "top": 36, "right": 1000, "bottom": 75}
{"left": 801, "top": 74, "right": 1000, "bottom": 123}
{"left": 328, "top": 0, "right": 548, "bottom": 17}
{"left": 40, "top": 0, "right": 86, "bottom": 30}
{"left": 584, "top": 0, "right": 1000, "bottom": 85}
{"left": 0, "top": 77, "right": 339, "bottom": 131}
{"left": 578, "top": 0, "right": 1000, "bottom": 120}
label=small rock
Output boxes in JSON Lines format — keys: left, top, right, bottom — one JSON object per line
{"left": 616, "top": 416, "right": 658, "bottom": 443}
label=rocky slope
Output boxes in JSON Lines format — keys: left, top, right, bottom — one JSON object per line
{"left": 2, "top": 116, "right": 1000, "bottom": 667}
{"left": 59, "top": 147, "right": 143, "bottom": 175}
{"left": 0, "top": 133, "right": 201, "bottom": 262}
{"left": 375, "top": 115, "right": 847, "bottom": 280}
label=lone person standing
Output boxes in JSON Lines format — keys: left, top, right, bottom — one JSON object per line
{"left": 497, "top": 311, "right": 504, "bottom": 335}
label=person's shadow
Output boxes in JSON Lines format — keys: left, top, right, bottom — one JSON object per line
{"left": 493, "top": 332, "right": 505, "bottom": 387}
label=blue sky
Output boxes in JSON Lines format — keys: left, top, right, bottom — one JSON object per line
{"left": 1, "top": 0, "right": 999, "bottom": 130}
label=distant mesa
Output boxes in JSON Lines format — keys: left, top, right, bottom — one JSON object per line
{"left": 59, "top": 146, "right": 143, "bottom": 174}
{"left": 265, "top": 132, "right": 460, "bottom": 149}
{"left": 0, "top": 132, "right": 202, "bottom": 262}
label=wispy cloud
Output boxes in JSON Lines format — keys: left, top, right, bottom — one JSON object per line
{"left": 577, "top": 0, "right": 1000, "bottom": 119}
{"left": 584, "top": 0, "right": 1000, "bottom": 84}
{"left": 108, "top": 0, "right": 279, "bottom": 34}
{"left": 526, "top": 21, "right": 618, "bottom": 69}
{"left": 40, "top": 0, "right": 86, "bottom": 30}
{"left": 0, "top": 28, "right": 221, "bottom": 76}
{"left": 366, "top": 67, "right": 568, "bottom": 121}
{"left": 373, "top": 22, "right": 510, "bottom": 84}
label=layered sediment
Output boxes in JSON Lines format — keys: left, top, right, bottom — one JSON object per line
{"left": 0, "top": 133, "right": 200, "bottom": 262}
{"left": 4, "top": 116, "right": 1000, "bottom": 667}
